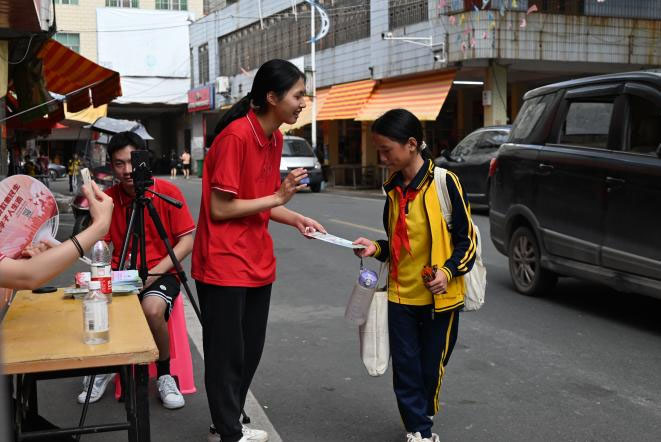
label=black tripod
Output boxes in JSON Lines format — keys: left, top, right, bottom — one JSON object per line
{"left": 116, "top": 183, "right": 201, "bottom": 322}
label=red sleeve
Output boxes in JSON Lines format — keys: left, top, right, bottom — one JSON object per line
{"left": 0, "top": 252, "right": 6, "bottom": 262}
{"left": 210, "top": 134, "right": 244, "bottom": 195}
{"left": 167, "top": 185, "right": 196, "bottom": 238}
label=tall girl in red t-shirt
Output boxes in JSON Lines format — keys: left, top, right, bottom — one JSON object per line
{"left": 192, "top": 59, "right": 325, "bottom": 442}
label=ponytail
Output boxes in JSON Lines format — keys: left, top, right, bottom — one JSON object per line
{"left": 419, "top": 141, "right": 433, "bottom": 161}
{"left": 215, "top": 94, "right": 251, "bottom": 135}
{"left": 215, "top": 59, "right": 305, "bottom": 136}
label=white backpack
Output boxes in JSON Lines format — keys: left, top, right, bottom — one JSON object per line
{"left": 433, "top": 167, "right": 486, "bottom": 311}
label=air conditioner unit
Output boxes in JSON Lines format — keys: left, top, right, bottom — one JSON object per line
{"left": 215, "top": 76, "right": 230, "bottom": 94}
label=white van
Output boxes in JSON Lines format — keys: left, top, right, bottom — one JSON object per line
{"left": 280, "top": 136, "right": 323, "bottom": 192}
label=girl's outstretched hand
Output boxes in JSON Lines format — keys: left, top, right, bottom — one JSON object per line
{"left": 353, "top": 237, "right": 376, "bottom": 257}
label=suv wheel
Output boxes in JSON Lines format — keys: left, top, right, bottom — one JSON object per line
{"left": 508, "top": 226, "right": 557, "bottom": 296}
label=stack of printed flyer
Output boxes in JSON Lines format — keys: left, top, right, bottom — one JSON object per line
{"left": 111, "top": 270, "right": 143, "bottom": 293}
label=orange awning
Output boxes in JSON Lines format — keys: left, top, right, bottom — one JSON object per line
{"left": 37, "top": 39, "right": 122, "bottom": 111}
{"left": 356, "top": 70, "right": 456, "bottom": 121}
{"left": 281, "top": 88, "right": 330, "bottom": 133}
{"left": 317, "top": 79, "right": 376, "bottom": 120}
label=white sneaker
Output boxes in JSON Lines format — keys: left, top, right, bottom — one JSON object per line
{"left": 207, "top": 425, "right": 268, "bottom": 442}
{"left": 77, "top": 374, "right": 115, "bottom": 404}
{"left": 157, "top": 374, "right": 185, "bottom": 409}
{"left": 241, "top": 424, "right": 268, "bottom": 441}
{"left": 407, "top": 432, "right": 438, "bottom": 442}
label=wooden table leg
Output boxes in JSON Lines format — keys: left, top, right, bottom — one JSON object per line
{"left": 135, "top": 365, "right": 150, "bottom": 442}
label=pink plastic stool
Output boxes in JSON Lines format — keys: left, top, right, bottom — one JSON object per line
{"left": 115, "top": 294, "right": 196, "bottom": 399}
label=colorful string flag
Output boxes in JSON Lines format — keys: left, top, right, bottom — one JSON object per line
{"left": 460, "top": 13, "right": 466, "bottom": 24}
{"left": 482, "top": 0, "right": 490, "bottom": 9}
{"left": 461, "top": 41, "right": 468, "bottom": 53}
{"left": 449, "top": 15, "right": 457, "bottom": 25}
{"left": 512, "top": 0, "right": 518, "bottom": 7}
{"left": 499, "top": 2, "right": 506, "bottom": 16}
{"left": 520, "top": 17, "right": 527, "bottom": 28}
{"left": 470, "top": 37, "right": 477, "bottom": 48}
{"left": 527, "top": 4, "right": 539, "bottom": 15}
{"left": 482, "top": 30, "right": 488, "bottom": 39}
{"left": 439, "top": 0, "right": 446, "bottom": 8}
{"left": 474, "top": 5, "right": 479, "bottom": 12}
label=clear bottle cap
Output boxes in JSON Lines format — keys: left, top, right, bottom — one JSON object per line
{"left": 89, "top": 280, "right": 101, "bottom": 290}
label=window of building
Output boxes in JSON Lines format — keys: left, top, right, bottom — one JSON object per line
{"left": 218, "top": 1, "right": 370, "bottom": 77}
{"left": 156, "top": 0, "right": 188, "bottom": 10}
{"left": 559, "top": 100, "right": 615, "bottom": 149}
{"left": 198, "top": 44, "right": 209, "bottom": 85}
{"left": 389, "top": 0, "right": 428, "bottom": 30}
{"left": 106, "top": 0, "right": 139, "bottom": 7}
{"left": 55, "top": 0, "right": 79, "bottom": 5}
{"left": 54, "top": 33, "right": 80, "bottom": 53}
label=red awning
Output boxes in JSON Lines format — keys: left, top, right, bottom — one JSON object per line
{"left": 37, "top": 39, "right": 122, "bottom": 111}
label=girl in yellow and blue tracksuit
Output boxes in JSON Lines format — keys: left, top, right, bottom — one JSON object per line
{"left": 354, "top": 109, "right": 477, "bottom": 442}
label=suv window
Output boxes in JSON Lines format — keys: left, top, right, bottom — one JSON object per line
{"left": 559, "top": 100, "right": 614, "bottom": 149}
{"left": 628, "top": 95, "right": 661, "bottom": 156}
{"left": 510, "top": 96, "right": 546, "bottom": 142}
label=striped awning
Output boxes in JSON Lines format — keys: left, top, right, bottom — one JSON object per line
{"left": 281, "top": 88, "right": 330, "bottom": 133}
{"left": 355, "top": 71, "right": 456, "bottom": 121}
{"left": 317, "top": 79, "right": 376, "bottom": 120}
{"left": 37, "top": 39, "right": 122, "bottom": 112}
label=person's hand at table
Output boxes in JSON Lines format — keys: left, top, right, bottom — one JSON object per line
{"left": 21, "top": 241, "right": 51, "bottom": 258}
{"left": 353, "top": 237, "right": 377, "bottom": 257}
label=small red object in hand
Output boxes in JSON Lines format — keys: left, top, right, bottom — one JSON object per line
{"left": 421, "top": 265, "right": 438, "bottom": 283}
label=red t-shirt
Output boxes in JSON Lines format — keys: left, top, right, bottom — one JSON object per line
{"left": 192, "top": 110, "right": 283, "bottom": 287}
{"left": 104, "top": 178, "right": 195, "bottom": 272}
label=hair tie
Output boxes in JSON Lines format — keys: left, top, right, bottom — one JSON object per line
{"left": 420, "top": 141, "right": 428, "bottom": 150}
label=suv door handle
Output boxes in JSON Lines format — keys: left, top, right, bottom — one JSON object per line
{"left": 606, "top": 176, "right": 626, "bottom": 187}
{"left": 606, "top": 176, "right": 626, "bottom": 190}
{"left": 538, "top": 163, "right": 554, "bottom": 173}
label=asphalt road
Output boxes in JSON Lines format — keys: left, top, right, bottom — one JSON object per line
{"left": 35, "top": 177, "right": 661, "bottom": 441}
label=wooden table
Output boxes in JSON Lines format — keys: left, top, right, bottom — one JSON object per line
{"left": 2, "top": 289, "right": 159, "bottom": 441}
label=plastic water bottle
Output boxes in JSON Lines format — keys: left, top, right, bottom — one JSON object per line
{"left": 83, "top": 280, "right": 109, "bottom": 345}
{"left": 91, "top": 240, "right": 112, "bottom": 302}
{"left": 345, "top": 267, "right": 379, "bottom": 326}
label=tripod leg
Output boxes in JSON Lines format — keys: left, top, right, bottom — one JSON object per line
{"left": 119, "top": 200, "right": 140, "bottom": 271}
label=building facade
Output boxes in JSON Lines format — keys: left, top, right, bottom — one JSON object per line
{"left": 190, "top": 0, "right": 661, "bottom": 186}
{"left": 52, "top": 0, "right": 204, "bottom": 167}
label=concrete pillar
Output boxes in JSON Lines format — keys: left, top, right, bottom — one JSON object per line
{"left": 361, "top": 121, "right": 376, "bottom": 167}
{"left": 510, "top": 81, "right": 523, "bottom": 123}
{"left": 484, "top": 62, "right": 508, "bottom": 126}
{"left": 456, "top": 88, "right": 465, "bottom": 139}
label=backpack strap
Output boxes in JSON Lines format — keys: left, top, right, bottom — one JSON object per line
{"left": 434, "top": 167, "right": 453, "bottom": 230}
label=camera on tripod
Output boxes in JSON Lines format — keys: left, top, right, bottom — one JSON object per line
{"left": 130, "top": 149, "right": 154, "bottom": 192}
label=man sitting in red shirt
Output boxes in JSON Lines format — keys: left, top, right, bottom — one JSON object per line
{"left": 77, "top": 132, "right": 195, "bottom": 410}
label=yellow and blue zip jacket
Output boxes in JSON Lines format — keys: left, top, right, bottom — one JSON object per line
{"left": 372, "top": 159, "right": 477, "bottom": 312}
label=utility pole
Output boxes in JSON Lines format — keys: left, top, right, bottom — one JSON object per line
{"left": 310, "top": 2, "right": 317, "bottom": 151}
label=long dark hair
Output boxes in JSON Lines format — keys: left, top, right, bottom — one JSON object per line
{"left": 371, "top": 109, "right": 432, "bottom": 161}
{"left": 215, "top": 59, "right": 305, "bottom": 135}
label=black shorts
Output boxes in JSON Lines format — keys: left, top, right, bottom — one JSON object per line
{"left": 140, "top": 274, "right": 180, "bottom": 321}
{"left": 182, "top": 163, "right": 190, "bottom": 170}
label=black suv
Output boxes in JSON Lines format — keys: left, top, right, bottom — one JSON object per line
{"left": 489, "top": 71, "right": 661, "bottom": 299}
